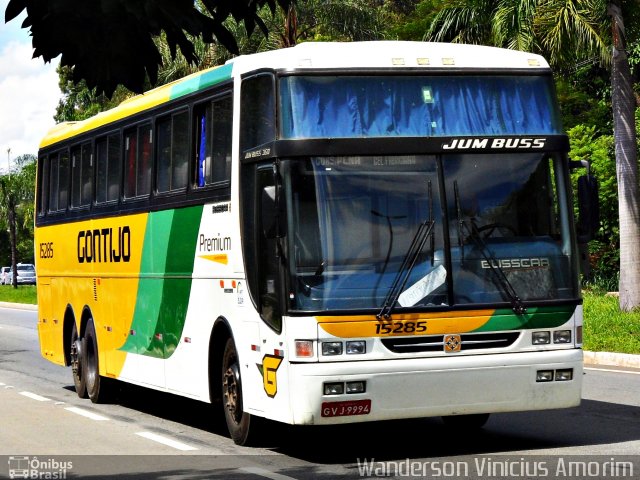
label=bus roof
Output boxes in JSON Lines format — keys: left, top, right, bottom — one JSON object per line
{"left": 40, "top": 41, "right": 550, "bottom": 149}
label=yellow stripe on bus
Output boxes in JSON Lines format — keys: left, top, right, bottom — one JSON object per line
{"left": 317, "top": 310, "right": 494, "bottom": 338}
{"left": 199, "top": 254, "right": 229, "bottom": 265}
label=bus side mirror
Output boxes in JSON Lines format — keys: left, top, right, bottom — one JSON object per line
{"left": 261, "top": 185, "right": 286, "bottom": 239}
{"left": 577, "top": 174, "right": 599, "bottom": 243}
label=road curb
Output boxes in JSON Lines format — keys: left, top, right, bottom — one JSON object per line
{"left": 0, "top": 301, "right": 38, "bottom": 311}
{"left": 583, "top": 351, "right": 640, "bottom": 370}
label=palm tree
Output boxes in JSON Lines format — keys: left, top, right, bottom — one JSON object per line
{"left": 427, "top": 0, "right": 640, "bottom": 310}
{"left": 608, "top": 2, "right": 640, "bottom": 311}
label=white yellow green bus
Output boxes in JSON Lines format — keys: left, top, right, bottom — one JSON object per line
{"left": 35, "top": 41, "right": 597, "bottom": 446}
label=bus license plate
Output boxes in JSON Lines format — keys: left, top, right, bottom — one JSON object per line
{"left": 321, "top": 399, "right": 371, "bottom": 417}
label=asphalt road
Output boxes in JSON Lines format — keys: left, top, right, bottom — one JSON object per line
{"left": 1, "top": 306, "right": 639, "bottom": 479}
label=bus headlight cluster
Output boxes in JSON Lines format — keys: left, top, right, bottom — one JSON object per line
{"left": 536, "top": 369, "right": 573, "bottom": 382}
{"left": 322, "top": 340, "right": 366, "bottom": 356}
{"left": 532, "top": 330, "right": 572, "bottom": 345}
{"left": 323, "top": 381, "right": 366, "bottom": 395}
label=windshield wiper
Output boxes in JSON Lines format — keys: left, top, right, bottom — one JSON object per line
{"left": 453, "top": 181, "right": 525, "bottom": 315}
{"left": 462, "top": 220, "right": 527, "bottom": 315}
{"left": 377, "top": 181, "right": 435, "bottom": 320}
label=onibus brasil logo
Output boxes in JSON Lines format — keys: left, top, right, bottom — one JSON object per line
{"left": 8, "top": 456, "right": 73, "bottom": 479}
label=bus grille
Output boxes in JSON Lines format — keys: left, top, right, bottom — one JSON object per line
{"left": 381, "top": 332, "right": 521, "bottom": 353}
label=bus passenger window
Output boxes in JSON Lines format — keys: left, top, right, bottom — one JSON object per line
{"left": 240, "top": 75, "right": 275, "bottom": 153}
{"left": 96, "top": 134, "right": 121, "bottom": 204}
{"left": 47, "top": 150, "right": 69, "bottom": 212}
{"left": 195, "top": 94, "right": 233, "bottom": 187}
{"left": 70, "top": 142, "right": 92, "bottom": 208}
{"left": 47, "top": 153, "right": 59, "bottom": 212}
{"left": 38, "top": 155, "right": 48, "bottom": 216}
{"left": 124, "top": 124, "right": 152, "bottom": 198}
{"left": 157, "top": 110, "right": 189, "bottom": 193}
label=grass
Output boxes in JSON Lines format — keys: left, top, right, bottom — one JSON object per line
{"left": 582, "top": 291, "right": 640, "bottom": 355}
{"left": 0, "top": 285, "right": 37, "bottom": 304}
{"left": 0, "top": 286, "right": 638, "bottom": 354}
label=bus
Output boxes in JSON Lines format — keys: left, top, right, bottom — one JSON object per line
{"left": 35, "top": 41, "right": 597, "bottom": 446}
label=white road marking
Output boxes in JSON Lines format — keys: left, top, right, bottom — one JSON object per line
{"left": 19, "top": 391, "right": 50, "bottom": 402}
{"left": 239, "top": 467, "right": 301, "bottom": 480}
{"left": 65, "top": 406, "right": 109, "bottom": 421}
{"left": 585, "top": 367, "right": 640, "bottom": 375}
{"left": 135, "top": 431, "right": 198, "bottom": 451}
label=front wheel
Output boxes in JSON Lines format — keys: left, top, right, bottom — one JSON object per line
{"left": 221, "top": 337, "right": 263, "bottom": 445}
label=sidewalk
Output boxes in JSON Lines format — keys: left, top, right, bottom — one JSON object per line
{"left": 0, "top": 301, "right": 37, "bottom": 311}
{"left": 2, "top": 301, "right": 638, "bottom": 369}
{"left": 583, "top": 351, "right": 640, "bottom": 369}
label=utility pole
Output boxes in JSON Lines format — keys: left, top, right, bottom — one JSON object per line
{"left": 6, "top": 147, "right": 10, "bottom": 174}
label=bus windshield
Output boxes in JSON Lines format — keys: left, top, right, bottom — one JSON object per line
{"left": 279, "top": 75, "right": 562, "bottom": 138}
{"left": 286, "top": 153, "right": 578, "bottom": 312}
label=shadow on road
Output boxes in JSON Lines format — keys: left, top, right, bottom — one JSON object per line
{"left": 77, "top": 378, "right": 640, "bottom": 463}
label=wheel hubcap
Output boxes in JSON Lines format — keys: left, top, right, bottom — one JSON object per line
{"left": 223, "top": 362, "right": 242, "bottom": 423}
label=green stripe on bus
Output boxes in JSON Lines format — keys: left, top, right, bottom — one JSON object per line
{"left": 170, "top": 63, "right": 233, "bottom": 100}
{"left": 473, "top": 305, "right": 575, "bottom": 332}
{"left": 121, "top": 206, "right": 203, "bottom": 358}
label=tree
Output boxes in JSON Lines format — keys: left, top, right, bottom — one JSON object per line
{"left": 0, "top": 154, "right": 36, "bottom": 288}
{"left": 609, "top": 2, "right": 640, "bottom": 310}
{"left": 4, "top": 0, "right": 294, "bottom": 96}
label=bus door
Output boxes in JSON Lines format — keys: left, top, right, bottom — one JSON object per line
{"left": 252, "top": 166, "right": 291, "bottom": 419}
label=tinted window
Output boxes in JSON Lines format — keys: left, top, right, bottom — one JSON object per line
{"left": 195, "top": 94, "right": 233, "bottom": 187}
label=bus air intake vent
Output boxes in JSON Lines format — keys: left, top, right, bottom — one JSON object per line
{"left": 381, "top": 332, "right": 521, "bottom": 353}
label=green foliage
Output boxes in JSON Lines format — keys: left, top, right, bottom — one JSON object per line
{"left": 0, "top": 155, "right": 36, "bottom": 268}
{"left": 568, "top": 124, "right": 618, "bottom": 285}
{"left": 583, "top": 291, "right": 640, "bottom": 353}
{"left": 6, "top": 0, "right": 295, "bottom": 96}
{"left": 555, "top": 77, "right": 611, "bottom": 133}
{"left": 0, "top": 285, "right": 37, "bottom": 305}
{"left": 385, "top": 0, "right": 445, "bottom": 40}
{"left": 55, "top": 66, "right": 133, "bottom": 123}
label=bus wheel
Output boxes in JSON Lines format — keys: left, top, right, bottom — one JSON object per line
{"left": 441, "top": 413, "right": 490, "bottom": 430}
{"left": 222, "top": 337, "right": 260, "bottom": 445}
{"left": 70, "top": 322, "right": 87, "bottom": 398}
{"left": 83, "top": 318, "right": 114, "bottom": 404}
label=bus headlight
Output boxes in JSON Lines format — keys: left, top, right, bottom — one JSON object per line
{"left": 532, "top": 331, "right": 550, "bottom": 345}
{"left": 322, "top": 342, "right": 343, "bottom": 356}
{"left": 346, "top": 341, "right": 366, "bottom": 354}
{"left": 536, "top": 370, "right": 554, "bottom": 382}
{"left": 555, "top": 369, "right": 573, "bottom": 381}
{"left": 323, "top": 382, "right": 344, "bottom": 395}
{"left": 553, "top": 330, "right": 572, "bottom": 344}
{"left": 346, "top": 381, "right": 366, "bottom": 394}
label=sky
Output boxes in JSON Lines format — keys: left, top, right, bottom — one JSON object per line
{"left": 0, "top": 0, "right": 61, "bottom": 172}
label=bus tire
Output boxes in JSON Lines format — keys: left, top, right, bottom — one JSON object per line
{"left": 70, "top": 321, "right": 87, "bottom": 399}
{"left": 441, "top": 413, "right": 490, "bottom": 429}
{"left": 222, "top": 337, "right": 262, "bottom": 446}
{"left": 83, "top": 318, "right": 114, "bottom": 404}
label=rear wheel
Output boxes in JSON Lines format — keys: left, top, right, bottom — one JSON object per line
{"left": 83, "top": 318, "right": 114, "bottom": 403}
{"left": 222, "top": 337, "right": 263, "bottom": 445}
{"left": 70, "top": 322, "right": 87, "bottom": 398}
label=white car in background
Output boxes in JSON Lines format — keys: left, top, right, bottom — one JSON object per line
{"left": 0, "top": 266, "right": 10, "bottom": 285}
{"left": 6, "top": 263, "right": 37, "bottom": 285}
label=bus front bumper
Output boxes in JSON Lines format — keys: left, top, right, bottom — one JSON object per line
{"left": 287, "top": 349, "right": 583, "bottom": 425}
